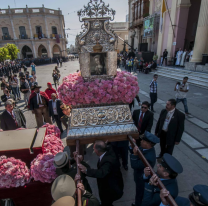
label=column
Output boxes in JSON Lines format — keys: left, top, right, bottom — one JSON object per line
{"left": 47, "top": 40, "right": 52, "bottom": 58}
{"left": 59, "top": 16, "right": 64, "bottom": 38}
{"left": 44, "top": 15, "right": 49, "bottom": 38}
{"left": 27, "top": 16, "right": 33, "bottom": 39}
{"left": 191, "top": 0, "right": 208, "bottom": 62}
{"left": 10, "top": 16, "right": 17, "bottom": 39}
{"left": 32, "top": 41, "right": 37, "bottom": 58}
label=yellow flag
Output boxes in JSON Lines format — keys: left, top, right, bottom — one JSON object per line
{"left": 161, "top": 0, "right": 167, "bottom": 18}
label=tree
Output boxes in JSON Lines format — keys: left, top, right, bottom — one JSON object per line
{"left": 0, "top": 47, "right": 10, "bottom": 62}
{"left": 5, "top": 43, "right": 20, "bottom": 60}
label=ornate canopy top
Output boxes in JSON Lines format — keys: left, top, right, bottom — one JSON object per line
{"left": 77, "top": 0, "right": 116, "bottom": 22}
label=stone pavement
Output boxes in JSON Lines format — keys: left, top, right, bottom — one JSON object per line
{"left": 0, "top": 61, "right": 208, "bottom": 205}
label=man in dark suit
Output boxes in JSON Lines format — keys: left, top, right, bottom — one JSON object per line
{"left": 155, "top": 99, "right": 185, "bottom": 158}
{"left": 132, "top": 101, "right": 154, "bottom": 145}
{"left": 130, "top": 131, "right": 159, "bottom": 206}
{"left": 1, "top": 88, "right": 15, "bottom": 103}
{"left": 48, "top": 93, "right": 64, "bottom": 133}
{"left": 78, "top": 140, "right": 124, "bottom": 206}
{"left": 1, "top": 100, "right": 26, "bottom": 131}
{"left": 142, "top": 153, "right": 183, "bottom": 206}
{"left": 28, "top": 85, "right": 52, "bottom": 128}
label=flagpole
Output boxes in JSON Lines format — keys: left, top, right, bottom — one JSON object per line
{"left": 165, "top": 0, "right": 175, "bottom": 38}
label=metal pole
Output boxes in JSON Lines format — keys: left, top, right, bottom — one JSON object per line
{"left": 165, "top": 0, "right": 175, "bottom": 38}
{"left": 76, "top": 140, "right": 82, "bottom": 206}
{"left": 128, "top": 135, "right": 178, "bottom": 206}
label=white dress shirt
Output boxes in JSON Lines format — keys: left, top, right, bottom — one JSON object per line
{"left": 162, "top": 108, "right": 175, "bottom": 131}
{"left": 99, "top": 152, "right": 107, "bottom": 162}
{"left": 52, "top": 100, "right": 58, "bottom": 115}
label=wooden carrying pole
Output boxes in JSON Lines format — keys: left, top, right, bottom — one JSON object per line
{"left": 128, "top": 135, "right": 178, "bottom": 206}
{"left": 76, "top": 140, "right": 82, "bottom": 206}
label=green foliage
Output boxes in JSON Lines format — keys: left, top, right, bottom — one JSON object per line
{"left": 5, "top": 43, "right": 20, "bottom": 60}
{"left": 0, "top": 47, "right": 10, "bottom": 62}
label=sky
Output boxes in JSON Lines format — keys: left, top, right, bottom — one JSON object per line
{"left": 1, "top": 0, "right": 128, "bottom": 47}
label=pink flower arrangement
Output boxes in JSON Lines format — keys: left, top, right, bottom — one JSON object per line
{"left": 42, "top": 123, "right": 61, "bottom": 138}
{"left": 0, "top": 156, "right": 31, "bottom": 188}
{"left": 42, "top": 134, "right": 64, "bottom": 155}
{"left": 58, "top": 71, "right": 139, "bottom": 105}
{"left": 30, "top": 154, "right": 57, "bottom": 183}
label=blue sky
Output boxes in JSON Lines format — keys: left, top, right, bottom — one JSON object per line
{"left": 1, "top": 0, "right": 128, "bottom": 46}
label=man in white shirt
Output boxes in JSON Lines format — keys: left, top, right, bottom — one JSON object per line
{"left": 49, "top": 93, "right": 64, "bottom": 133}
{"left": 155, "top": 99, "right": 185, "bottom": 158}
{"left": 174, "top": 77, "right": 190, "bottom": 115}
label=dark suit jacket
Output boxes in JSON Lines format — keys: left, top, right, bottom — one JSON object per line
{"left": 130, "top": 147, "right": 156, "bottom": 182}
{"left": 48, "top": 99, "right": 64, "bottom": 119}
{"left": 86, "top": 147, "right": 124, "bottom": 202}
{"left": 0, "top": 109, "right": 26, "bottom": 131}
{"left": 56, "top": 160, "right": 92, "bottom": 194}
{"left": 1, "top": 94, "right": 15, "bottom": 102}
{"left": 142, "top": 178, "right": 178, "bottom": 206}
{"left": 155, "top": 109, "right": 185, "bottom": 145}
{"left": 133, "top": 109, "right": 154, "bottom": 134}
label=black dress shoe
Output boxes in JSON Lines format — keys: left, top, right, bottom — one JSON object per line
{"left": 123, "top": 165, "right": 128, "bottom": 171}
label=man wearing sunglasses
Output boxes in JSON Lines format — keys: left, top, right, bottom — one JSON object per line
{"left": 132, "top": 101, "right": 154, "bottom": 146}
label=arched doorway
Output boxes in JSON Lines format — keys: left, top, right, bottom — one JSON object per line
{"left": 53, "top": 44, "right": 61, "bottom": 57}
{"left": 22, "top": 45, "right": 33, "bottom": 58}
{"left": 38, "top": 44, "right": 48, "bottom": 57}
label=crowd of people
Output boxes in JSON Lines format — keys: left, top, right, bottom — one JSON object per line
{"left": 117, "top": 52, "right": 157, "bottom": 75}
{"left": 0, "top": 54, "right": 207, "bottom": 206}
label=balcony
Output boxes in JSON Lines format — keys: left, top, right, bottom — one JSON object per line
{"left": 34, "top": 33, "right": 46, "bottom": 39}
{"left": 19, "top": 34, "right": 29, "bottom": 39}
{"left": 2, "top": 35, "right": 12, "bottom": 40}
{"left": 50, "top": 34, "right": 62, "bottom": 39}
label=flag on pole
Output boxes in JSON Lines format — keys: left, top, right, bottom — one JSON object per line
{"left": 160, "top": 0, "right": 167, "bottom": 32}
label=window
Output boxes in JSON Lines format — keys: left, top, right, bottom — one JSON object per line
{"left": 19, "top": 26, "right": 26, "bottom": 36}
{"left": 52, "top": 26, "right": 57, "bottom": 34}
{"left": 36, "top": 26, "right": 42, "bottom": 34}
{"left": 2, "top": 27, "right": 9, "bottom": 36}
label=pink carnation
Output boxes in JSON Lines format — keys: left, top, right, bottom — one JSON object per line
{"left": 30, "top": 154, "right": 57, "bottom": 183}
{"left": 58, "top": 71, "right": 139, "bottom": 105}
{"left": 42, "top": 134, "right": 64, "bottom": 155}
{"left": 0, "top": 156, "right": 31, "bottom": 188}
{"left": 42, "top": 123, "right": 61, "bottom": 138}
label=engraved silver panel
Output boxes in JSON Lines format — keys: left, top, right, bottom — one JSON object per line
{"left": 67, "top": 104, "right": 138, "bottom": 139}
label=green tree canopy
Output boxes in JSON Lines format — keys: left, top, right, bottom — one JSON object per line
{"left": 4, "top": 43, "right": 20, "bottom": 60}
{"left": 0, "top": 47, "right": 10, "bottom": 62}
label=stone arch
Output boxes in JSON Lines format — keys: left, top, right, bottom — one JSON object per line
{"left": 52, "top": 44, "right": 61, "bottom": 57}
{"left": 21, "top": 45, "right": 33, "bottom": 58}
{"left": 38, "top": 44, "right": 48, "bottom": 57}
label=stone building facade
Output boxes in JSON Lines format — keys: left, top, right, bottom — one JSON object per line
{"left": 110, "top": 22, "right": 129, "bottom": 53}
{"left": 0, "top": 5, "right": 67, "bottom": 59}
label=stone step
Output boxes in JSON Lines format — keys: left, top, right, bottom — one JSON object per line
{"left": 154, "top": 70, "right": 208, "bottom": 83}
{"left": 150, "top": 70, "right": 208, "bottom": 88}
{"left": 157, "top": 67, "right": 208, "bottom": 80}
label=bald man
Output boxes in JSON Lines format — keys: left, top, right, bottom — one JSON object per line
{"left": 48, "top": 93, "right": 64, "bottom": 133}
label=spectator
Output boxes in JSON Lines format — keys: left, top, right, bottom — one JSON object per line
{"left": 175, "top": 77, "right": 190, "bottom": 115}
{"left": 56, "top": 58, "right": 59, "bottom": 67}
{"left": 30, "top": 62, "right": 36, "bottom": 74}
{"left": 48, "top": 93, "right": 64, "bottom": 133}
{"left": 0, "top": 100, "right": 26, "bottom": 131}
{"left": 153, "top": 53, "right": 158, "bottom": 63}
{"left": 20, "top": 77, "right": 31, "bottom": 109}
{"left": 149, "top": 74, "right": 158, "bottom": 112}
{"left": 9, "top": 75, "right": 19, "bottom": 100}
{"left": 1, "top": 88, "right": 15, "bottom": 103}
{"left": 45, "top": 82, "right": 57, "bottom": 100}
{"left": 28, "top": 85, "right": 52, "bottom": 128}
